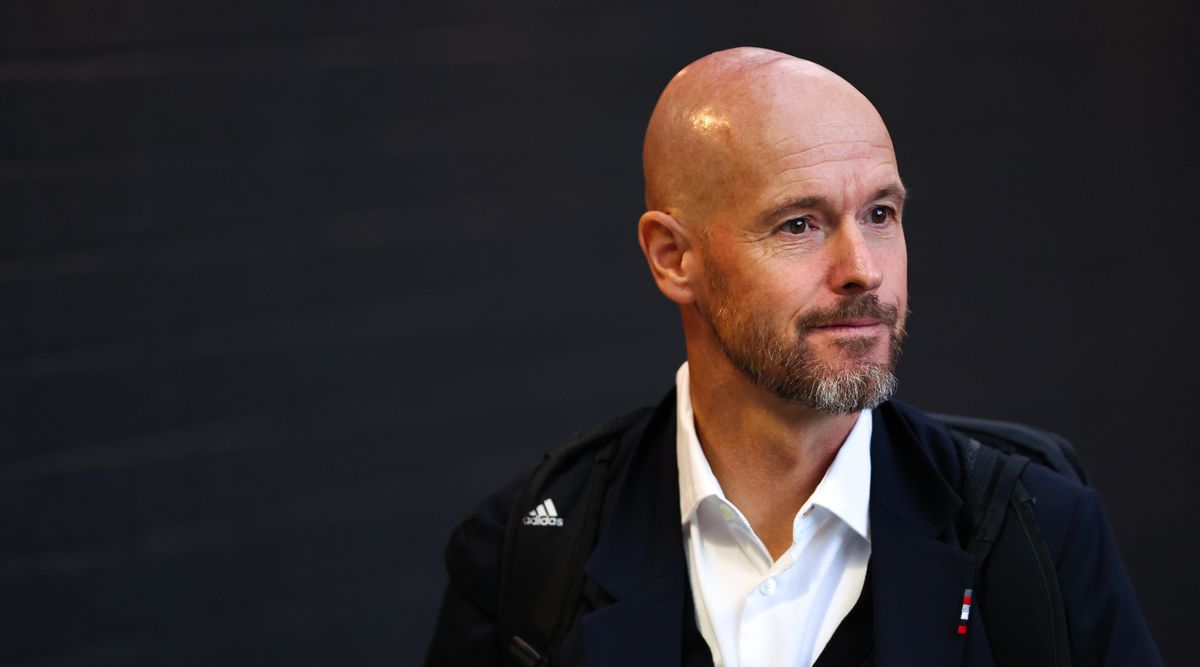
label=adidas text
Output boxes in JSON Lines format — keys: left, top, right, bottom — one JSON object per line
{"left": 524, "top": 498, "right": 564, "bottom": 527}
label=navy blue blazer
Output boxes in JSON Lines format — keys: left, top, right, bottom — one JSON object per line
{"left": 426, "top": 392, "right": 1162, "bottom": 666}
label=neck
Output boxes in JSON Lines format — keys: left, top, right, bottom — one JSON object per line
{"left": 686, "top": 351, "right": 859, "bottom": 560}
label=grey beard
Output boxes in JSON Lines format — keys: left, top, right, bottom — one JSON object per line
{"left": 791, "top": 363, "right": 899, "bottom": 414}
{"left": 701, "top": 297, "right": 905, "bottom": 415}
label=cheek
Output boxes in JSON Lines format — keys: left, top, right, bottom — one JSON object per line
{"left": 773, "top": 281, "right": 830, "bottom": 334}
{"left": 889, "top": 259, "right": 909, "bottom": 325}
{"left": 884, "top": 239, "right": 908, "bottom": 297}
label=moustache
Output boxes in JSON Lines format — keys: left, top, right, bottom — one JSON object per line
{"left": 796, "top": 294, "right": 901, "bottom": 330}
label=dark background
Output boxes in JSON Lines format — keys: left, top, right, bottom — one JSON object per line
{"left": 2, "top": 1, "right": 1195, "bottom": 664}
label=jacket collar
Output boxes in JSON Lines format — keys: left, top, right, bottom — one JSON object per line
{"left": 869, "top": 401, "right": 978, "bottom": 666}
{"left": 580, "top": 392, "right": 979, "bottom": 667}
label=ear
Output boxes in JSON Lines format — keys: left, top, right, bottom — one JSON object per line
{"left": 638, "top": 210, "right": 700, "bottom": 304}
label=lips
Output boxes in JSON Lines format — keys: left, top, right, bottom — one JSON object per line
{"left": 815, "top": 318, "right": 882, "bottom": 329}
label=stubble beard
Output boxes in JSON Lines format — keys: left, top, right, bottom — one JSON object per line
{"left": 699, "top": 270, "right": 907, "bottom": 415}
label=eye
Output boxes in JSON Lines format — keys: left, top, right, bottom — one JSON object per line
{"left": 868, "top": 206, "right": 894, "bottom": 224}
{"left": 780, "top": 217, "right": 811, "bottom": 234}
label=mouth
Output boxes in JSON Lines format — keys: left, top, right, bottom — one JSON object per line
{"left": 796, "top": 295, "right": 902, "bottom": 340}
{"left": 811, "top": 318, "right": 885, "bottom": 334}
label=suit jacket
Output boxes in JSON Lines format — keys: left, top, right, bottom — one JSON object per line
{"left": 426, "top": 391, "right": 1163, "bottom": 666}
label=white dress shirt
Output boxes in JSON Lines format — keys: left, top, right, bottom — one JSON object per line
{"left": 675, "top": 362, "right": 872, "bottom": 667}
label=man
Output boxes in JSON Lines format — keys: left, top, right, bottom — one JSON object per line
{"left": 426, "top": 47, "right": 1161, "bottom": 666}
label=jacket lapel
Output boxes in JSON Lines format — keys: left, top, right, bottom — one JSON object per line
{"left": 870, "top": 403, "right": 977, "bottom": 666}
{"left": 582, "top": 391, "right": 688, "bottom": 667}
{"left": 577, "top": 393, "right": 982, "bottom": 667}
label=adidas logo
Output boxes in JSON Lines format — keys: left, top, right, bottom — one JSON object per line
{"left": 522, "top": 498, "right": 564, "bottom": 527}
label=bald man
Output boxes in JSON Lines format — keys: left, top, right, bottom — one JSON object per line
{"left": 426, "top": 48, "right": 1161, "bottom": 667}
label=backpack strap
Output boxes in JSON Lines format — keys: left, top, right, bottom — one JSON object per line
{"left": 953, "top": 431, "right": 1030, "bottom": 565}
{"left": 951, "top": 429, "right": 1072, "bottom": 667}
{"left": 990, "top": 482, "right": 1073, "bottom": 666}
{"left": 498, "top": 407, "right": 652, "bottom": 667}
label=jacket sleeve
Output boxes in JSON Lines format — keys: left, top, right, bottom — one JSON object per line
{"left": 425, "top": 475, "right": 524, "bottom": 667}
{"left": 1053, "top": 485, "right": 1164, "bottom": 666}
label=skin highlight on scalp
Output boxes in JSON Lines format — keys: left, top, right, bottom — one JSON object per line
{"left": 642, "top": 47, "right": 892, "bottom": 234}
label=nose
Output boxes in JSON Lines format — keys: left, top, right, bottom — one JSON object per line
{"left": 828, "top": 219, "right": 883, "bottom": 295}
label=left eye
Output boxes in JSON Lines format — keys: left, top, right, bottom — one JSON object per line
{"left": 868, "top": 206, "right": 892, "bottom": 224}
{"left": 780, "top": 217, "right": 810, "bottom": 234}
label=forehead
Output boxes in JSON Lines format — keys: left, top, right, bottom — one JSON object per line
{"left": 733, "top": 106, "right": 900, "bottom": 213}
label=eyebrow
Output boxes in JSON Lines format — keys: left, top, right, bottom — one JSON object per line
{"left": 755, "top": 181, "right": 909, "bottom": 226}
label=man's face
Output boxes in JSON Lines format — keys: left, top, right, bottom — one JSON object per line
{"left": 693, "top": 98, "right": 909, "bottom": 414}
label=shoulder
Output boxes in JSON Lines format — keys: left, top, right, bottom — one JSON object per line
{"left": 1023, "top": 465, "right": 1163, "bottom": 663}
{"left": 1019, "top": 461, "right": 1089, "bottom": 558}
{"left": 883, "top": 398, "right": 1089, "bottom": 566}
{"left": 884, "top": 398, "right": 1090, "bottom": 546}
{"left": 428, "top": 396, "right": 674, "bottom": 664}
{"left": 886, "top": 400, "right": 1162, "bottom": 663}
{"left": 440, "top": 398, "right": 666, "bottom": 605}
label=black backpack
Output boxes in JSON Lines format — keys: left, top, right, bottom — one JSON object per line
{"left": 499, "top": 408, "right": 1087, "bottom": 667}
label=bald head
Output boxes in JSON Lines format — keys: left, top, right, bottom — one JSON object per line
{"left": 643, "top": 47, "right": 894, "bottom": 229}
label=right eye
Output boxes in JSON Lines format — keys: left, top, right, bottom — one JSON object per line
{"left": 780, "top": 217, "right": 810, "bottom": 235}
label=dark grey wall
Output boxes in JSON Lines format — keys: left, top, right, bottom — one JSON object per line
{"left": 2, "top": 1, "right": 1194, "bottom": 665}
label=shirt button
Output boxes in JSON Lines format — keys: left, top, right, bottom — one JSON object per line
{"left": 759, "top": 578, "right": 777, "bottom": 596}
{"left": 719, "top": 505, "right": 736, "bottom": 520}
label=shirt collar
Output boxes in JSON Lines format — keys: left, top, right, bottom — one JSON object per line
{"left": 807, "top": 406, "right": 872, "bottom": 541}
{"left": 674, "top": 361, "right": 872, "bottom": 541}
{"left": 676, "top": 362, "right": 726, "bottom": 526}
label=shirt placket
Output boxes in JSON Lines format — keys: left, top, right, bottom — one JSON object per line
{"left": 737, "top": 504, "right": 828, "bottom": 667}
